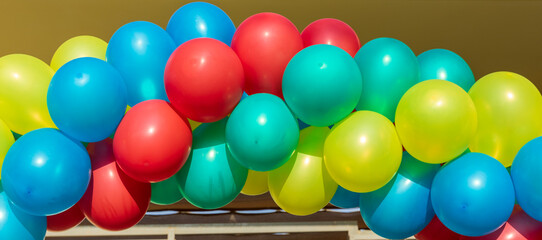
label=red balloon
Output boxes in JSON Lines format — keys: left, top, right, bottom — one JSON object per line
{"left": 46, "top": 203, "right": 85, "bottom": 231}
{"left": 164, "top": 38, "right": 244, "bottom": 123}
{"left": 301, "top": 18, "right": 361, "bottom": 57}
{"left": 79, "top": 139, "right": 151, "bottom": 231}
{"left": 231, "top": 12, "right": 303, "bottom": 98}
{"left": 415, "top": 216, "right": 462, "bottom": 240}
{"left": 113, "top": 100, "right": 192, "bottom": 182}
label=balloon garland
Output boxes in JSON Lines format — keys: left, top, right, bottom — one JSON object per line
{"left": 1, "top": 2, "right": 542, "bottom": 239}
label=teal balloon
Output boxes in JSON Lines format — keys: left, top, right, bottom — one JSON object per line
{"left": 418, "top": 49, "right": 475, "bottom": 91}
{"left": 511, "top": 137, "right": 542, "bottom": 221}
{"left": 283, "top": 44, "right": 362, "bottom": 127}
{"left": 330, "top": 185, "right": 360, "bottom": 209}
{"left": 226, "top": 93, "right": 299, "bottom": 171}
{"left": 0, "top": 183, "right": 46, "bottom": 240}
{"left": 151, "top": 174, "right": 183, "bottom": 205}
{"left": 177, "top": 118, "right": 248, "bottom": 209}
{"left": 354, "top": 37, "right": 419, "bottom": 122}
{"left": 360, "top": 152, "right": 440, "bottom": 239}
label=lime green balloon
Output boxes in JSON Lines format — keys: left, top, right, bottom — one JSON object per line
{"left": 0, "top": 119, "right": 15, "bottom": 180}
{"left": 0, "top": 54, "right": 56, "bottom": 134}
{"left": 395, "top": 80, "right": 477, "bottom": 164}
{"left": 241, "top": 170, "right": 268, "bottom": 196}
{"left": 50, "top": 35, "right": 108, "bottom": 71}
{"left": 324, "top": 111, "right": 402, "bottom": 193}
{"left": 268, "top": 127, "right": 338, "bottom": 216}
{"left": 151, "top": 174, "right": 183, "bottom": 205}
{"left": 469, "top": 72, "right": 542, "bottom": 167}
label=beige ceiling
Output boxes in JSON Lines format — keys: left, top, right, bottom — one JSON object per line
{"left": 0, "top": 0, "right": 541, "bottom": 90}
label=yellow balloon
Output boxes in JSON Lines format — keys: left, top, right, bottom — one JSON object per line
{"left": 241, "top": 170, "right": 269, "bottom": 196}
{"left": 188, "top": 119, "right": 202, "bottom": 130}
{"left": 0, "top": 119, "right": 15, "bottom": 180}
{"left": 0, "top": 54, "right": 56, "bottom": 134}
{"left": 268, "top": 127, "right": 337, "bottom": 216}
{"left": 395, "top": 80, "right": 477, "bottom": 164}
{"left": 324, "top": 111, "right": 402, "bottom": 193}
{"left": 50, "top": 35, "right": 108, "bottom": 71}
{"left": 469, "top": 72, "right": 542, "bottom": 167}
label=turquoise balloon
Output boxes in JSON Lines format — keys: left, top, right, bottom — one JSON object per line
{"left": 360, "top": 152, "right": 440, "bottom": 239}
{"left": 226, "top": 93, "right": 299, "bottom": 171}
{"left": 177, "top": 118, "right": 248, "bottom": 209}
{"left": 354, "top": 37, "right": 419, "bottom": 122}
{"left": 330, "top": 185, "right": 360, "bottom": 209}
{"left": 0, "top": 183, "right": 46, "bottom": 240}
{"left": 418, "top": 49, "right": 475, "bottom": 91}
{"left": 283, "top": 44, "right": 362, "bottom": 127}
{"left": 151, "top": 174, "right": 183, "bottom": 205}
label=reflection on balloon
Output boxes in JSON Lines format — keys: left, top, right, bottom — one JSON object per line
{"left": 418, "top": 48, "right": 475, "bottom": 91}
{"left": 50, "top": 35, "right": 108, "bottom": 71}
{"left": 0, "top": 184, "right": 46, "bottom": 239}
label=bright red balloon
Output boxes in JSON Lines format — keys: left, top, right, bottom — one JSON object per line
{"left": 164, "top": 38, "right": 244, "bottom": 123}
{"left": 113, "top": 100, "right": 192, "bottom": 182}
{"left": 415, "top": 216, "right": 462, "bottom": 240}
{"left": 301, "top": 18, "right": 361, "bottom": 57}
{"left": 79, "top": 139, "right": 151, "bottom": 231}
{"left": 46, "top": 203, "right": 85, "bottom": 231}
{"left": 231, "top": 12, "right": 303, "bottom": 98}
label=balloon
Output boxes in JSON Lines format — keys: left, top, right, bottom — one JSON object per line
{"left": 282, "top": 44, "right": 362, "bottom": 127}
{"left": 431, "top": 152, "right": 515, "bottom": 237}
{"left": 1, "top": 128, "right": 90, "bottom": 216}
{"left": 301, "top": 18, "right": 360, "bottom": 57}
{"left": 469, "top": 71, "right": 542, "bottom": 167}
{"left": 395, "top": 80, "right": 477, "bottom": 164}
{"left": 324, "top": 111, "right": 402, "bottom": 192}
{"left": 418, "top": 48, "right": 475, "bottom": 91}
{"left": 47, "top": 57, "right": 127, "bottom": 142}
{"left": 166, "top": 2, "right": 235, "bottom": 46}
{"left": 177, "top": 118, "right": 248, "bottom": 209}
{"left": 151, "top": 174, "right": 183, "bottom": 205}
{"left": 107, "top": 21, "right": 175, "bottom": 106}
{"left": 0, "top": 184, "right": 46, "bottom": 239}
{"left": 415, "top": 216, "right": 462, "bottom": 240}
{"left": 226, "top": 93, "right": 299, "bottom": 171}
{"left": 46, "top": 203, "right": 85, "bottom": 231}
{"left": 360, "top": 152, "right": 440, "bottom": 239}
{"left": 241, "top": 170, "right": 269, "bottom": 196}
{"left": 354, "top": 37, "right": 419, "bottom": 121}
{"left": 0, "top": 54, "right": 56, "bottom": 134}
{"left": 114, "top": 100, "right": 192, "bottom": 182}
{"left": 330, "top": 186, "right": 360, "bottom": 209}
{"left": 269, "top": 127, "right": 338, "bottom": 216}
{"left": 511, "top": 137, "right": 542, "bottom": 221}
{"left": 80, "top": 139, "right": 151, "bottom": 231}
{"left": 231, "top": 12, "right": 303, "bottom": 98}
{"left": 164, "top": 38, "right": 244, "bottom": 123}
{"left": 50, "top": 35, "right": 107, "bottom": 71}
{"left": 0, "top": 119, "right": 15, "bottom": 180}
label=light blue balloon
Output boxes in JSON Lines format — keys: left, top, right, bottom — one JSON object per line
{"left": 330, "top": 185, "right": 360, "bottom": 209}
{"left": 431, "top": 152, "right": 515, "bottom": 237}
{"left": 418, "top": 49, "right": 475, "bottom": 91}
{"left": 1, "top": 128, "right": 91, "bottom": 216}
{"left": 107, "top": 21, "right": 175, "bottom": 106}
{"left": 511, "top": 136, "right": 542, "bottom": 222}
{"left": 354, "top": 37, "right": 419, "bottom": 122}
{"left": 283, "top": 44, "right": 362, "bottom": 127}
{"left": 167, "top": 2, "right": 236, "bottom": 46}
{"left": 47, "top": 57, "right": 127, "bottom": 142}
{"left": 226, "top": 93, "right": 299, "bottom": 171}
{"left": 360, "top": 152, "right": 439, "bottom": 239}
{"left": 0, "top": 184, "right": 46, "bottom": 240}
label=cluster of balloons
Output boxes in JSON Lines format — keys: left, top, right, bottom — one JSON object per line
{"left": 1, "top": 2, "right": 542, "bottom": 240}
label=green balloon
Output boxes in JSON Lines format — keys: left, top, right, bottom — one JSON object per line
{"left": 151, "top": 174, "right": 183, "bottom": 205}
{"left": 177, "top": 118, "right": 248, "bottom": 209}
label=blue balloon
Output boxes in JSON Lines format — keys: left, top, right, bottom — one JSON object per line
{"left": 297, "top": 119, "right": 310, "bottom": 130}
{"left": 418, "top": 49, "right": 475, "bottom": 91}
{"left": 47, "top": 57, "right": 127, "bottom": 142}
{"left": 107, "top": 21, "right": 175, "bottom": 106}
{"left": 360, "top": 152, "right": 439, "bottom": 239}
{"left": 166, "top": 2, "right": 236, "bottom": 46}
{"left": 511, "top": 136, "right": 542, "bottom": 221}
{"left": 0, "top": 184, "right": 46, "bottom": 240}
{"left": 226, "top": 93, "right": 299, "bottom": 171}
{"left": 1, "top": 128, "right": 91, "bottom": 216}
{"left": 431, "top": 152, "right": 515, "bottom": 237}
{"left": 354, "top": 37, "right": 419, "bottom": 122}
{"left": 330, "top": 185, "right": 360, "bottom": 209}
